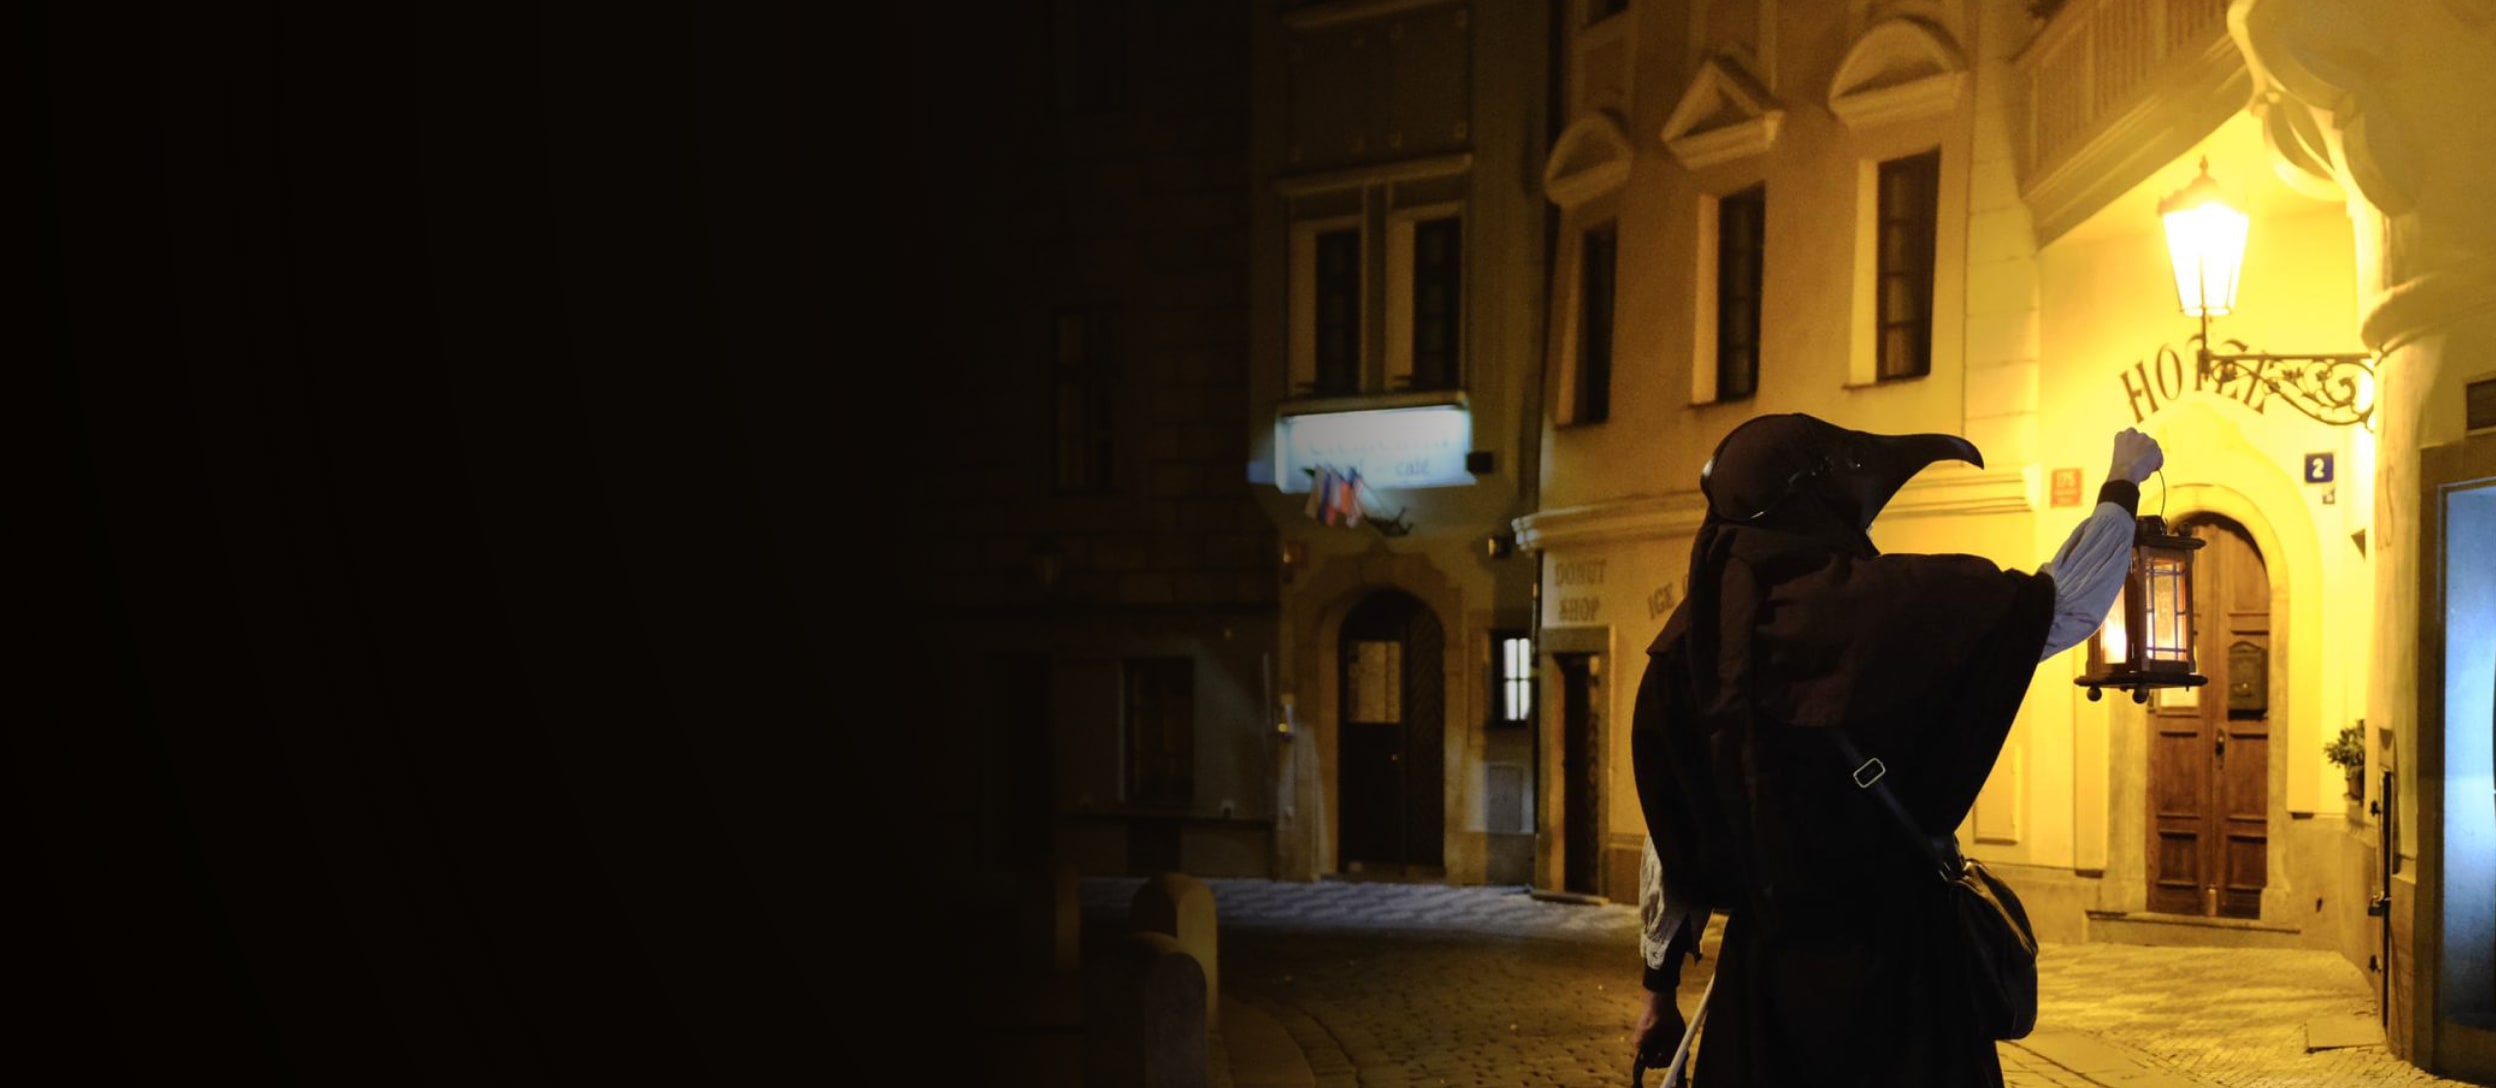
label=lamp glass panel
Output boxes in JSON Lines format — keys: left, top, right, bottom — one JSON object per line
{"left": 2145, "top": 554, "right": 2191, "bottom": 663}
{"left": 2162, "top": 202, "right": 2249, "bottom": 318}
{"left": 2099, "top": 583, "right": 2131, "bottom": 666}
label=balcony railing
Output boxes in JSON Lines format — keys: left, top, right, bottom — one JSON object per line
{"left": 2015, "top": 0, "right": 2243, "bottom": 244}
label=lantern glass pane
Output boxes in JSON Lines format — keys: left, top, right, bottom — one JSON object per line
{"left": 2146, "top": 555, "right": 2190, "bottom": 663}
{"left": 2099, "top": 585, "right": 2130, "bottom": 666}
{"left": 2162, "top": 202, "right": 2248, "bottom": 318}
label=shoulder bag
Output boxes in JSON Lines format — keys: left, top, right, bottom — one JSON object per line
{"left": 1829, "top": 730, "right": 2039, "bottom": 1041}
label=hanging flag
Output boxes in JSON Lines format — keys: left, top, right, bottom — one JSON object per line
{"left": 1309, "top": 465, "right": 1343, "bottom": 526}
{"left": 1342, "top": 468, "right": 1366, "bottom": 528}
{"left": 1302, "top": 467, "right": 1325, "bottom": 521}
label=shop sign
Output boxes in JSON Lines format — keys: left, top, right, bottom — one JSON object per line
{"left": 1553, "top": 557, "right": 1604, "bottom": 624}
{"left": 1276, "top": 404, "right": 1473, "bottom": 493}
{"left": 1647, "top": 581, "right": 1679, "bottom": 620}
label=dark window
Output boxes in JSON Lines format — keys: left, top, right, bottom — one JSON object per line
{"left": 1314, "top": 228, "right": 1362, "bottom": 397}
{"left": 1052, "top": 309, "right": 1115, "bottom": 493}
{"left": 1124, "top": 658, "right": 1194, "bottom": 809}
{"left": 1576, "top": 223, "right": 1617, "bottom": 424}
{"left": 1492, "top": 631, "right": 1534, "bottom": 728}
{"left": 1409, "top": 216, "right": 1462, "bottom": 392}
{"left": 1054, "top": 0, "right": 1126, "bottom": 115}
{"left": 2468, "top": 376, "right": 2496, "bottom": 432}
{"left": 1876, "top": 151, "right": 1940, "bottom": 381}
{"left": 1716, "top": 185, "right": 1765, "bottom": 401}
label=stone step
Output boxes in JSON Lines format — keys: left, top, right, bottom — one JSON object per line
{"left": 2085, "top": 909, "right": 2303, "bottom": 949}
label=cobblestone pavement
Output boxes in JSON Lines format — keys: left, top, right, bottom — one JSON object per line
{"left": 1083, "top": 878, "right": 2484, "bottom": 1088}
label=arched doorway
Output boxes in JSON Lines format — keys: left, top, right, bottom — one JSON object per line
{"left": 1338, "top": 589, "right": 1445, "bottom": 875}
{"left": 2147, "top": 514, "right": 2272, "bottom": 918}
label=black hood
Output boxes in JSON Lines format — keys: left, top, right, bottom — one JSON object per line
{"left": 1699, "top": 413, "right": 1982, "bottom": 549}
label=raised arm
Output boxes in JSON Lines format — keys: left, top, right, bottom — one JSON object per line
{"left": 2037, "top": 428, "right": 2165, "bottom": 660}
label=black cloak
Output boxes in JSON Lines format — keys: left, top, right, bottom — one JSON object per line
{"left": 1633, "top": 414, "right": 2059, "bottom": 1088}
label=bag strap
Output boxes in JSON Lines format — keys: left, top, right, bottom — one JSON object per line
{"left": 1826, "top": 729, "right": 1962, "bottom": 884}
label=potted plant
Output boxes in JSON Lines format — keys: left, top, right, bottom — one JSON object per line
{"left": 2325, "top": 724, "right": 2367, "bottom": 800}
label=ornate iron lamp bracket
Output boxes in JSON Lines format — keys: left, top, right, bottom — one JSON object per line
{"left": 2190, "top": 311, "right": 2377, "bottom": 429}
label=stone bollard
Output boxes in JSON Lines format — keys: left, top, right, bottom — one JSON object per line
{"left": 1082, "top": 931, "right": 1207, "bottom": 1088}
{"left": 1129, "top": 872, "right": 1218, "bottom": 1029}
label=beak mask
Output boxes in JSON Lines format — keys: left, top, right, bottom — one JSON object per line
{"left": 1700, "top": 414, "right": 1983, "bottom": 534}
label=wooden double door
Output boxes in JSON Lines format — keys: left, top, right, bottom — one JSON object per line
{"left": 2148, "top": 515, "right": 2271, "bottom": 918}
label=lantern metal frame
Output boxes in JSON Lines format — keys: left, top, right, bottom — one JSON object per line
{"left": 2076, "top": 514, "right": 2210, "bottom": 704}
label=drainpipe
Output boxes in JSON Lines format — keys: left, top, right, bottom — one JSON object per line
{"left": 2370, "top": 760, "right": 2396, "bottom": 1027}
{"left": 1519, "top": 0, "right": 1564, "bottom": 891}
{"left": 1527, "top": 556, "right": 1545, "bottom": 890}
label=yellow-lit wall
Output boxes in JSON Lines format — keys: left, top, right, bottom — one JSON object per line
{"left": 1532, "top": 0, "right": 2019, "bottom": 902}
{"left": 2034, "top": 108, "right": 2371, "bottom": 821}
{"left": 1527, "top": 2, "right": 2379, "bottom": 937}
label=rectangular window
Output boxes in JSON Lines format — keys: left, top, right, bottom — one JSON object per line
{"left": 1716, "top": 185, "right": 1765, "bottom": 401}
{"left": 1493, "top": 631, "right": 1534, "bottom": 728}
{"left": 1408, "top": 216, "right": 1462, "bottom": 392}
{"left": 1052, "top": 309, "right": 1114, "bottom": 492}
{"left": 2467, "top": 375, "right": 2495, "bottom": 432}
{"left": 1575, "top": 223, "right": 1617, "bottom": 424}
{"left": 1388, "top": 208, "right": 1463, "bottom": 394}
{"left": 1124, "top": 657, "right": 1194, "bottom": 809}
{"left": 1053, "top": 0, "right": 1125, "bottom": 115}
{"left": 1314, "top": 228, "right": 1363, "bottom": 397}
{"left": 1875, "top": 151, "right": 1939, "bottom": 381}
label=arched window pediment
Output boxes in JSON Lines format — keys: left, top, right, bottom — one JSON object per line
{"left": 1827, "top": 17, "right": 1967, "bottom": 133}
{"left": 1543, "top": 111, "right": 1635, "bottom": 209}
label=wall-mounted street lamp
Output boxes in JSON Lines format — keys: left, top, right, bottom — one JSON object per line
{"left": 2158, "top": 158, "right": 2378, "bottom": 428}
{"left": 2077, "top": 515, "right": 2209, "bottom": 703}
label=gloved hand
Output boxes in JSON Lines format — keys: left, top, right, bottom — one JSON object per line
{"left": 2108, "top": 427, "right": 2165, "bottom": 485}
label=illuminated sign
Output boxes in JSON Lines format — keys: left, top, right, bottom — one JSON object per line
{"left": 1275, "top": 404, "right": 1473, "bottom": 493}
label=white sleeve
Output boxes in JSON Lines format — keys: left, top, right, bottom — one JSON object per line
{"left": 1640, "top": 837, "right": 1670, "bottom": 969}
{"left": 1640, "top": 836, "right": 1702, "bottom": 974}
{"left": 2036, "top": 501, "right": 2135, "bottom": 661}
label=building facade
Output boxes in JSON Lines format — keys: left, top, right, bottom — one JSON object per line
{"left": 1513, "top": 0, "right": 2492, "bottom": 1079}
{"left": 1245, "top": 0, "right": 1554, "bottom": 887}
{"left": 922, "top": 1, "right": 1281, "bottom": 895}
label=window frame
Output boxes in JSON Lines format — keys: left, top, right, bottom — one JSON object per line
{"left": 1871, "top": 149, "right": 1939, "bottom": 382}
{"left": 1693, "top": 183, "right": 1765, "bottom": 405}
{"left": 1490, "top": 629, "right": 1535, "bottom": 730}
{"left": 1122, "top": 657, "right": 1195, "bottom": 810}
{"left": 1385, "top": 202, "right": 1465, "bottom": 394}
{"left": 1050, "top": 307, "right": 1117, "bottom": 494}
{"left": 1563, "top": 220, "right": 1618, "bottom": 426}
{"left": 1289, "top": 215, "right": 1368, "bottom": 399}
{"left": 1051, "top": 0, "right": 1126, "bottom": 116}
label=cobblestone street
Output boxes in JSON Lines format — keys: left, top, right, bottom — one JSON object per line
{"left": 1080, "top": 878, "right": 2485, "bottom": 1088}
